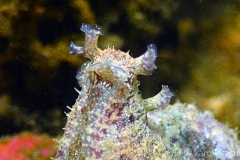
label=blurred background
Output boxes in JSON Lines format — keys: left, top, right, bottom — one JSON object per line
{"left": 0, "top": 0, "right": 240, "bottom": 158}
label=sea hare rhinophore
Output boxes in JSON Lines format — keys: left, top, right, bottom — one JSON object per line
{"left": 55, "top": 23, "right": 240, "bottom": 160}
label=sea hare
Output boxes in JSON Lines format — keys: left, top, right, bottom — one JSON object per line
{"left": 55, "top": 23, "right": 240, "bottom": 160}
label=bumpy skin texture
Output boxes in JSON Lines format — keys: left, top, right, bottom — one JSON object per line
{"left": 55, "top": 24, "right": 240, "bottom": 160}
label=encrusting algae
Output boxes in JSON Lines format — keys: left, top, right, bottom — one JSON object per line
{"left": 55, "top": 23, "right": 240, "bottom": 160}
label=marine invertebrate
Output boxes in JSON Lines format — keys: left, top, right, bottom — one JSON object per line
{"left": 55, "top": 23, "right": 240, "bottom": 159}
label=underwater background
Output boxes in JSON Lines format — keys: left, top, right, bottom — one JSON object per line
{"left": 0, "top": 0, "right": 240, "bottom": 159}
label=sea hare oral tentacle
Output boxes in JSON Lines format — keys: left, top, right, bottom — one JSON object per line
{"left": 55, "top": 23, "right": 240, "bottom": 160}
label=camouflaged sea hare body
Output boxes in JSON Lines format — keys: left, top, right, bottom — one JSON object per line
{"left": 55, "top": 23, "right": 240, "bottom": 160}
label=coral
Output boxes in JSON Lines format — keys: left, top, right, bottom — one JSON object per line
{"left": 0, "top": 132, "right": 56, "bottom": 160}
{"left": 55, "top": 23, "right": 240, "bottom": 159}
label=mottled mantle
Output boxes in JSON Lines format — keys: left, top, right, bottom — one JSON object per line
{"left": 55, "top": 23, "right": 240, "bottom": 160}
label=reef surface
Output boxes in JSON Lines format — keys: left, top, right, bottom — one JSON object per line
{"left": 55, "top": 23, "right": 240, "bottom": 160}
